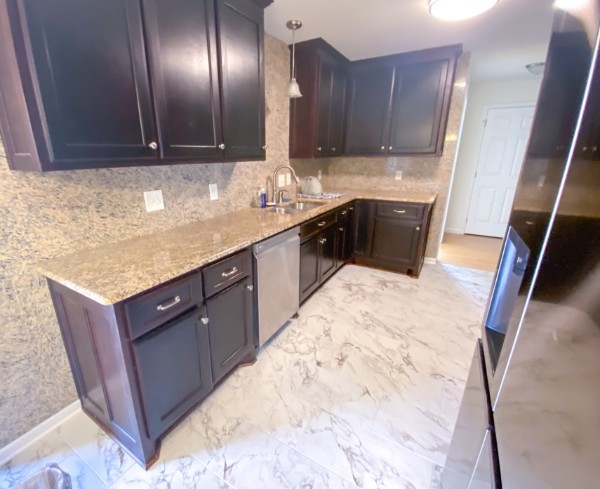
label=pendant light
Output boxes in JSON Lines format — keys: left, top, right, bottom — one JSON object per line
{"left": 429, "top": 0, "right": 499, "bottom": 21}
{"left": 287, "top": 20, "right": 302, "bottom": 98}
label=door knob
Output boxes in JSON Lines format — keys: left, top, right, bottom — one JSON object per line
{"left": 380, "top": 146, "right": 385, "bottom": 151}
{"left": 416, "top": 227, "right": 421, "bottom": 231}
{"left": 148, "top": 141, "right": 158, "bottom": 150}
{"left": 389, "top": 146, "right": 393, "bottom": 151}
{"left": 218, "top": 143, "right": 225, "bottom": 150}
{"left": 317, "top": 147, "right": 322, "bottom": 152}
{"left": 331, "top": 147, "right": 336, "bottom": 152}
{"left": 246, "top": 284, "right": 254, "bottom": 291}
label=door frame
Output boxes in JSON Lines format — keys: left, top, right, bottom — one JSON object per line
{"left": 464, "top": 102, "right": 536, "bottom": 237}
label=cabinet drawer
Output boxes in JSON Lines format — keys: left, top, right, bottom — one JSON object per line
{"left": 376, "top": 202, "right": 424, "bottom": 221}
{"left": 203, "top": 249, "right": 251, "bottom": 298}
{"left": 301, "top": 211, "right": 338, "bottom": 241}
{"left": 125, "top": 273, "right": 203, "bottom": 340}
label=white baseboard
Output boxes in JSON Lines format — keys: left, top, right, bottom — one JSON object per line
{"left": 444, "top": 227, "right": 464, "bottom": 235}
{"left": 424, "top": 257, "right": 437, "bottom": 265}
{"left": 0, "top": 401, "right": 81, "bottom": 465}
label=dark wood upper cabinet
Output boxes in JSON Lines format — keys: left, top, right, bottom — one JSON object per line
{"left": 15, "top": 0, "right": 158, "bottom": 168}
{"left": 289, "top": 39, "right": 348, "bottom": 158}
{"left": 345, "top": 45, "right": 460, "bottom": 157}
{"left": 388, "top": 59, "right": 450, "bottom": 154}
{"left": 0, "top": 0, "right": 268, "bottom": 171}
{"left": 217, "top": 0, "right": 265, "bottom": 160}
{"left": 143, "top": 0, "right": 222, "bottom": 160}
{"left": 344, "top": 64, "right": 394, "bottom": 155}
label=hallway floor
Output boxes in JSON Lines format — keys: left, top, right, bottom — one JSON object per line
{"left": 1, "top": 264, "right": 493, "bottom": 489}
{"left": 438, "top": 233, "right": 503, "bottom": 272}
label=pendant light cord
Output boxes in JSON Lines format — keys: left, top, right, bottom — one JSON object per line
{"left": 291, "top": 28, "right": 296, "bottom": 80}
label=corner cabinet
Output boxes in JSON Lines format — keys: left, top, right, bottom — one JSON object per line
{"left": 0, "top": 0, "right": 269, "bottom": 171}
{"left": 345, "top": 45, "right": 461, "bottom": 157}
{"left": 48, "top": 249, "right": 255, "bottom": 468}
{"left": 289, "top": 39, "right": 348, "bottom": 158}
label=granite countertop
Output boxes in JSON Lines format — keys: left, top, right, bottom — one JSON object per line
{"left": 38, "top": 189, "right": 437, "bottom": 305}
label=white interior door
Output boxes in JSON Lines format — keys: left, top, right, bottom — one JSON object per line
{"left": 465, "top": 105, "right": 534, "bottom": 238}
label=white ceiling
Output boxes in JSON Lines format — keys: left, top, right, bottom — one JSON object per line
{"left": 264, "top": 0, "right": 556, "bottom": 81}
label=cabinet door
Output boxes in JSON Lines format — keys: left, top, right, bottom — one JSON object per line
{"left": 205, "top": 277, "right": 255, "bottom": 384}
{"left": 344, "top": 65, "right": 394, "bottom": 155}
{"left": 388, "top": 59, "right": 449, "bottom": 155}
{"left": 353, "top": 200, "right": 374, "bottom": 259}
{"left": 20, "top": 0, "right": 158, "bottom": 165}
{"left": 300, "top": 236, "right": 320, "bottom": 302}
{"left": 133, "top": 308, "right": 213, "bottom": 439}
{"left": 335, "top": 224, "right": 347, "bottom": 268}
{"left": 316, "top": 51, "right": 346, "bottom": 157}
{"left": 371, "top": 217, "right": 421, "bottom": 269}
{"left": 217, "top": 0, "right": 265, "bottom": 160}
{"left": 143, "top": 0, "right": 223, "bottom": 159}
{"left": 319, "top": 225, "right": 338, "bottom": 282}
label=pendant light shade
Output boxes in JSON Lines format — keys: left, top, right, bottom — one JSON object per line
{"left": 429, "top": 0, "right": 499, "bottom": 21}
{"left": 287, "top": 20, "right": 302, "bottom": 98}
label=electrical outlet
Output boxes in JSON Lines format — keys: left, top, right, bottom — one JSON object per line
{"left": 395, "top": 171, "right": 403, "bottom": 181}
{"left": 317, "top": 170, "right": 322, "bottom": 180}
{"left": 209, "top": 183, "right": 219, "bottom": 201}
{"left": 144, "top": 190, "right": 164, "bottom": 212}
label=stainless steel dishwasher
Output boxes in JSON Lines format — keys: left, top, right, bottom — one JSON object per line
{"left": 253, "top": 227, "right": 300, "bottom": 347}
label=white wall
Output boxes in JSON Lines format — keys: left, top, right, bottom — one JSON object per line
{"left": 445, "top": 77, "right": 542, "bottom": 234}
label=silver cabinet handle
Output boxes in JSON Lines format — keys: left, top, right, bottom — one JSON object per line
{"left": 317, "top": 147, "right": 322, "bottom": 152}
{"left": 221, "top": 267, "right": 238, "bottom": 278}
{"left": 246, "top": 284, "right": 254, "bottom": 291}
{"left": 317, "top": 221, "right": 327, "bottom": 227}
{"left": 394, "top": 209, "right": 406, "bottom": 214}
{"left": 583, "top": 146, "right": 588, "bottom": 152}
{"left": 148, "top": 141, "right": 158, "bottom": 150}
{"left": 319, "top": 238, "right": 327, "bottom": 244}
{"left": 339, "top": 227, "right": 344, "bottom": 232}
{"left": 416, "top": 226, "right": 421, "bottom": 231}
{"left": 262, "top": 145, "right": 267, "bottom": 150}
{"left": 332, "top": 147, "right": 336, "bottom": 152}
{"left": 525, "top": 220, "right": 535, "bottom": 225}
{"left": 156, "top": 295, "right": 180, "bottom": 311}
{"left": 349, "top": 207, "right": 354, "bottom": 211}
{"left": 341, "top": 211, "right": 347, "bottom": 216}
{"left": 201, "top": 317, "right": 209, "bottom": 325}
{"left": 380, "top": 146, "right": 385, "bottom": 151}
{"left": 389, "top": 146, "right": 393, "bottom": 151}
{"left": 218, "top": 143, "right": 225, "bottom": 150}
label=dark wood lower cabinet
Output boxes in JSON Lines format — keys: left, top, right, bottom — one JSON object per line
{"left": 206, "top": 277, "right": 255, "bottom": 383}
{"left": 48, "top": 249, "right": 255, "bottom": 468}
{"left": 372, "top": 218, "right": 421, "bottom": 270}
{"left": 300, "top": 236, "right": 320, "bottom": 301}
{"left": 133, "top": 307, "right": 213, "bottom": 439}
{"left": 319, "top": 225, "right": 338, "bottom": 282}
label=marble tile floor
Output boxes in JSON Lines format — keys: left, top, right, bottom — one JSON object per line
{"left": 1, "top": 263, "right": 493, "bottom": 489}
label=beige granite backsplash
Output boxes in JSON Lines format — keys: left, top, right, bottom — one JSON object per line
{"left": 0, "top": 34, "right": 291, "bottom": 447}
{"left": 293, "top": 53, "right": 470, "bottom": 259}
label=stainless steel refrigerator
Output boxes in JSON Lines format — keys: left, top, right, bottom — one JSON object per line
{"left": 442, "top": 1, "right": 600, "bottom": 487}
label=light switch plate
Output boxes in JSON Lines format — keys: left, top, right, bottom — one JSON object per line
{"left": 395, "top": 171, "right": 403, "bottom": 180}
{"left": 209, "top": 183, "right": 219, "bottom": 201}
{"left": 144, "top": 190, "right": 164, "bottom": 212}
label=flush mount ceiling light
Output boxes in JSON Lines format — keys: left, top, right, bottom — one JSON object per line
{"left": 287, "top": 20, "right": 302, "bottom": 98}
{"left": 429, "top": 0, "right": 499, "bottom": 21}
{"left": 526, "top": 62, "right": 545, "bottom": 75}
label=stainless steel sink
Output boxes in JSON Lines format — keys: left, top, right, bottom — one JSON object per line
{"left": 291, "top": 202, "right": 326, "bottom": 211}
{"left": 269, "top": 201, "right": 326, "bottom": 215}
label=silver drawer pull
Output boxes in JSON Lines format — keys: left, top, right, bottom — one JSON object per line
{"left": 200, "top": 317, "right": 209, "bottom": 325}
{"left": 416, "top": 226, "right": 421, "bottom": 231}
{"left": 221, "top": 267, "right": 238, "bottom": 278}
{"left": 341, "top": 211, "right": 347, "bottom": 216}
{"left": 394, "top": 209, "right": 406, "bottom": 214}
{"left": 349, "top": 207, "right": 354, "bottom": 211}
{"left": 319, "top": 238, "right": 327, "bottom": 244}
{"left": 317, "top": 221, "right": 327, "bottom": 227}
{"left": 156, "top": 295, "right": 181, "bottom": 311}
